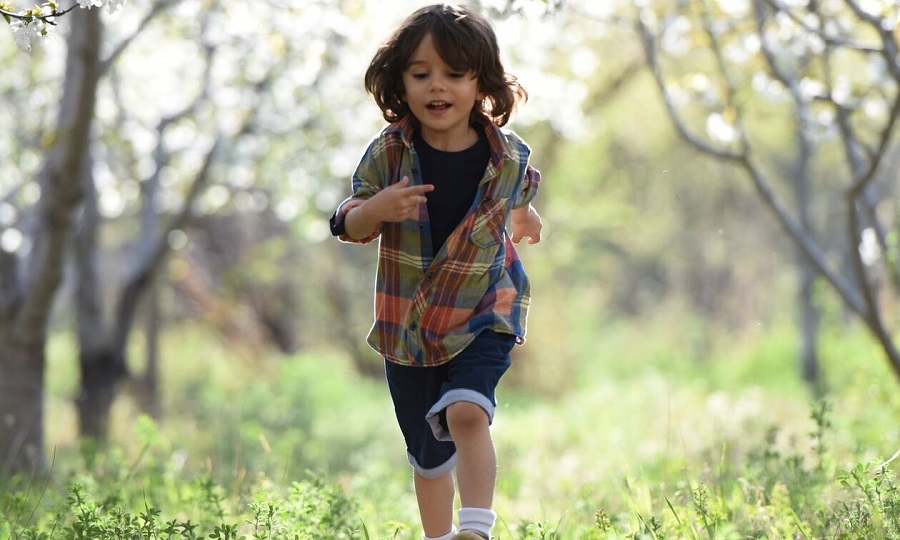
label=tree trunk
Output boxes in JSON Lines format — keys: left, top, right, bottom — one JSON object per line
{"left": 73, "top": 141, "right": 122, "bottom": 440}
{"left": 62, "top": 10, "right": 109, "bottom": 442}
{"left": 0, "top": 337, "right": 46, "bottom": 475}
{"left": 0, "top": 8, "right": 102, "bottom": 475}
{"left": 76, "top": 348, "right": 125, "bottom": 440}
{"left": 142, "top": 283, "right": 162, "bottom": 420}
{"left": 798, "top": 263, "right": 821, "bottom": 390}
{"left": 791, "top": 106, "right": 822, "bottom": 391}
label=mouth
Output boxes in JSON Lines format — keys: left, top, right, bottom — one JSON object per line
{"left": 426, "top": 101, "right": 451, "bottom": 111}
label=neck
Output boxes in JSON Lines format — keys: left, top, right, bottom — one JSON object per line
{"left": 420, "top": 126, "right": 479, "bottom": 152}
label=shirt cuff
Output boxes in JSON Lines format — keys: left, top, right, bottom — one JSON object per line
{"left": 330, "top": 198, "right": 362, "bottom": 237}
{"left": 329, "top": 209, "right": 347, "bottom": 236}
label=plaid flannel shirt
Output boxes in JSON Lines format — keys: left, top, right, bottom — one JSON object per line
{"left": 333, "top": 113, "right": 540, "bottom": 366}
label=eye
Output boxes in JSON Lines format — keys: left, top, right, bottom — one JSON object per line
{"left": 411, "top": 72, "right": 428, "bottom": 80}
{"left": 449, "top": 72, "right": 466, "bottom": 78}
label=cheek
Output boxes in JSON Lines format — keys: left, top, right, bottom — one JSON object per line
{"left": 400, "top": 79, "right": 409, "bottom": 101}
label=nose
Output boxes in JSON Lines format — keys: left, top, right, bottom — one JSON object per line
{"left": 429, "top": 75, "right": 446, "bottom": 91}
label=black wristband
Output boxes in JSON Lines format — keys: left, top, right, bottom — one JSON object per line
{"left": 329, "top": 210, "right": 346, "bottom": 236}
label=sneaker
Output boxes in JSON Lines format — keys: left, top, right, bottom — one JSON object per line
{"left": 451, "top": 531, "right": 489, "bottom": 540}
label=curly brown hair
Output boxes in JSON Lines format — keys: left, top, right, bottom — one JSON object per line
{"left": 364, "top": 4, "right": 527, "bottom": 128}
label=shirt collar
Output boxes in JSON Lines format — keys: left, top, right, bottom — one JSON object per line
{"left": 388, "top": 113, "right": 508, "bottom": 170}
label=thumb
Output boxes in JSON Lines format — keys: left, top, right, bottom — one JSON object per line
{"left": 393, "top": 176, "right": 410, "bottom": 188}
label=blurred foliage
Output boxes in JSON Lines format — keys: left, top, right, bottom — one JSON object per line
{"left": 1, "top": 318, "right": 898, "bottom": 538}
{"left": 4, "top": 0, "right": 894, "bottom": 390}
{"left": 1, "top": 0, "right": 899, "bottom": 535}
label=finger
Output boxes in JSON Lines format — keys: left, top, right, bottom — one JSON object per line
{"left": 402, "top": 184, "right": 435, "bottom": 195}
{"left": 392, "top": 176, "right": 411, "bottom": 189}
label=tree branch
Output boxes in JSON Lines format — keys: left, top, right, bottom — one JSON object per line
{"left": 112, "top": 18, "right": 219, "bottom": 356}
{"left": 113, "top": 134, "right": 222, "bottom": 354}
{"left": 637, "top": 17, "right": 743, "bottom": 161}
{"left": 99, "top": 0, "right": 177, "bottom": 76}
{"left": 0, "top": 4, "right": 76, "bottom": 24}
{"left": 843, "top": 0, "right": 900, "bottom": 79}
{"left": 641, "top": 4, "right": 868, "bottom": 316}
{"left": 822, "top": 38, "right": 900, "bottom": 375}
{"left": 847, "top": 91, "right": 900, "bottom": 199}
{"left": 762, "top": 0, "right": 881, "bottom": 53}
{"left": 15, "top": 7, "right": 102, "bottom": 340}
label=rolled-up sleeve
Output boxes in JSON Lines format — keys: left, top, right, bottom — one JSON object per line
{"left": 331, "top": 137, "right": 388, "bottom": 244}
{"left": 513, "top": 163, "right": 541, "bottom": 209}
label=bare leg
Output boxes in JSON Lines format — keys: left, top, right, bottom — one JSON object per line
{"left": 446, "top": 401, "right": 496, "bottom": 509}
{"left": 415, "top": 471, "right": 455, "bottom": 538}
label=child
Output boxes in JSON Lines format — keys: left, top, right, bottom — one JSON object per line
{"left": 329, "top": 4, "right": 542, "bottom": 539}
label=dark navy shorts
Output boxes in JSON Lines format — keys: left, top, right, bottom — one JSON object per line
{"left": 384, "top": 330, "right": 515, "bottom": 478}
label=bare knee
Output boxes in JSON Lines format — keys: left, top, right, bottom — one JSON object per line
{"left": 446, "top": 401, "right": 488, "bottom": 434}
{"left": 414, "top": 469, "right": 452, "bottom": 488}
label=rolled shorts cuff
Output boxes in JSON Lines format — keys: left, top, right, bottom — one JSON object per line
{"left": 425, "top": 388, "right": 496, "bottom": 442}
{"left": 407, "top": 450, "right": 457, "bottom": 479}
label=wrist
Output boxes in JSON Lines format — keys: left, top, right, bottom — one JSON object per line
{"left": 345, "top": 199, "right": 381, "bottom": 240}
{"left": 354, "top": 199, "right": 378, "bottom": 227}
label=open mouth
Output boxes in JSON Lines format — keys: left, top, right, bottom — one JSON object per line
{"left": 426, "top": 101, "right": 451, "bottom": 111}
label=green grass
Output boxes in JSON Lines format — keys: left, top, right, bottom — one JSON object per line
{"left": 4, "top": 319, "right": 900, "bottom": 538}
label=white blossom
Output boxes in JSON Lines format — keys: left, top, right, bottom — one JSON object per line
{"left": 10, "top": 20, "right": 30, "bottom": 53}
{"left": 106, "top": 0, "right": 127, "bottom": 14}
{"left": 859, "top": 228, "right": 881, "bottom": 266}
{"left": 10, "top": 19, "right": 44, "bottom": 53}
{"left": 7, "top": 0, "right": 128, "bottom": 51}
{"left": 706, "top": 112, "right": 737, "bottom": 143}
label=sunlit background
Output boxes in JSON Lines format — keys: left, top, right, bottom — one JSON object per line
{"left": 1, "top": 0, "right": 899, "bottom": 537}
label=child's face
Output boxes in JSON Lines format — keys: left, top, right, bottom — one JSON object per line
{"left": 402, "top": 33, "right": 484, "bottom": 149}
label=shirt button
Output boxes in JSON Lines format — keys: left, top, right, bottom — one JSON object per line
{"left": 425, "top": 273, "right": 434, "bottom": 280}
{"left": 410, "top": 322, "right": 418, "bottom": 331}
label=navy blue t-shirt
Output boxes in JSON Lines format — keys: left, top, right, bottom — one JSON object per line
{"left": 414, "top": 125, "right": 490, "bottom": 253}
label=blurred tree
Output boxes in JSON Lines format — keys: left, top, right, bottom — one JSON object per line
{"left": 70, "top": 0, "right": 206, "bottom": 442}
{"left": 0, "top": 0, "right": 206, "bottom": 473}
{"left": 0, "top": 6, "right": 102, "bottom": 475}
{"left": 637, "top": 0, "right": 899, "bottom": 384}
{"left": 67, "top": 0, "right": 360, "bottom": 443}
{"left": 0, "top": 0, "right": 403, "bottom": 472}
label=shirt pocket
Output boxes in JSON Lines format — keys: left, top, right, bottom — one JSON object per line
{"left": 469, "top": 197, "right": 509, "bottom": 248}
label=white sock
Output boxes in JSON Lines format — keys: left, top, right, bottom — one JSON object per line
{"left": 458, "top": 507, "right": 496, "bottom": 538}
{"left": 423, "top": 526, "right": 456, "bottom": 540}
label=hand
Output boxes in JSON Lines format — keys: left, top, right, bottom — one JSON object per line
{"left": 363, "top": 176, "right": 434, "bottom": 223}
{"left": 511, "top": 204, "right": 542, "bottom": 244}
